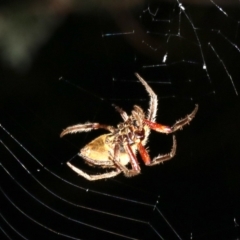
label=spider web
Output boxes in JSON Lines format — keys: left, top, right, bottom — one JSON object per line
{"left": 1, "top": 1, "right": 240, "bottom": 239}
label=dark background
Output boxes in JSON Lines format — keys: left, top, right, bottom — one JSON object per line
{"left": 0, "top": 1, "right": 240, "bottom": 239}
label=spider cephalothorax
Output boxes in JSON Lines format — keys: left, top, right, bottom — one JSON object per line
{"left": 61, "top": 73, "right": 198, "bottom": 180}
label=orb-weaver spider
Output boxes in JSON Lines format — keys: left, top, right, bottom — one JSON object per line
{"left": 61, "top": 73, "right": 198, "bottom": 180}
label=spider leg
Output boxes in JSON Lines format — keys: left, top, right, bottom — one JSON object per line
{"left": 66, "top": 162, "right": 121, "bottom": 181}
{"left": 143, "top": 119, "right": 172, "bottom": 134}
{"left": 137, "top": 136, "right": 176, "bottom": 166}
{"left": 110, "top": 143, "right": 141, "bottom": 177}
{"left": 123, "top": 143, "right": 141, "bottom": 177}
{"left": 147, "top": 135, "right": 177, "bottom": 166}
{"left": 143, "top": 105, "right": 198, "bottom": 134}
{"left": 170, "top": 104, "right": 198, "bottom": 133}
{"left": 135, "top": 73, "right": 158, "bottom": 122}
{"left": 112, "top": 104, "right": 129, "bottom": 121}
{"left": 137, "top": 142, "right": 151, "bottom": 165}
{"left": 108, "top": 145, "right": 130, "bottom": 173}
{"left": 60, "top": 123, "right": 115, "bottom": 137}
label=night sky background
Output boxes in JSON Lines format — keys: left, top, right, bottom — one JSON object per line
{"left": 0, "top": 1, "right": 240, "bottom": 239}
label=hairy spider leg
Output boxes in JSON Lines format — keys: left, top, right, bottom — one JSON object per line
{"left": 137, "top": 142, "right": 151, "bottom": 165}
{"left": 143, "top": 105, "right": 198, "bottom": 134}
{"left": 113, "top": 73, "right": 159, "bottom": 123}
{"left": 137, "top": 136, "right": 177, "bottom": 166}
{"left": 124, "top": 143, "right": 141, "bottom": 176}
{"left": 170, "top": 104, "right": 198, "bottom": 132}
{"left": 143, "top": 119, "right": 172, "bottom": 134}
{"left": 112, "top": 104, "right": 129, "bottom": 121}
{"left": 148, "top": 135, "right": 176, "bottom": 166}
{"left": 60, "top": 123, "right": 115, "bottom": 137}
{"left": 109, "top": 144, "right": 133, "bottom": 175}
{"left": 67, "top": 162, "right": 121, "bottom": 181}
{"left": 135, "top": 73, "right": 158, "bottom": 122}
{"left": 108, "top": 143, "right": 141, "bottom": 177}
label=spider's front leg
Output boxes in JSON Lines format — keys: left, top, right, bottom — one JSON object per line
{"left": 112, "top": 104, "right": 129, "bottom": 121}
{"left": 60, "top": 123, "right": 115, "bottom": 137}
{"left": 143, "top": 104, "right": 198, "bottom": 134}
{"left": 138, "top": 135, "right": 177, "bottom": 166}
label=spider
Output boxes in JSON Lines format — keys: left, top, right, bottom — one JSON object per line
{"left": 60, "top": 73, "right": 198, "bottom": 181}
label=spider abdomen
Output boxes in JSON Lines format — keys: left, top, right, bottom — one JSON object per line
{"left": 80, "top": 134, "right": 131, "bottom": 167}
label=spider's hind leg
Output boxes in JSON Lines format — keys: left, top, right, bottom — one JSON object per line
{"left": 66, "top": 162, "right": 121, "bottom": 181}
